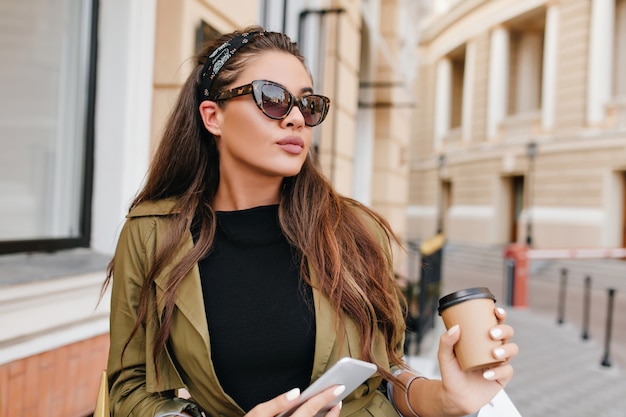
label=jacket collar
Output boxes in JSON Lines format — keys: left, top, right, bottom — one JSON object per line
{"left": 127, "top": 197, "right": 181, "bottom": 218}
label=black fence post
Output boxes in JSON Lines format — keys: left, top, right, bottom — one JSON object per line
{"left": 403, "top": 241, "right": 420, "bottom": 356}
{"left": 417, "top": 245, "right": 443, "bottom": 339}
{"left": 582, "top": 276, "right": 591, "bottom": 340}
{"left": 404, "top": 280, "right": 419, "bottom": 355}
{"left": 601, "top": 288, "right": 616, "bottom": 367}
{"left": 557, "top": 268, "right": 568, "bottom": 325}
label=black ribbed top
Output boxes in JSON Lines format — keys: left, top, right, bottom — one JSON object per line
{"left": 198, "top": 205, "right": 315, "bottom": 411}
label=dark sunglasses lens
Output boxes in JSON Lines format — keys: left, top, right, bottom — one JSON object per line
{"left": 260, "top": 84, "right": 291, "bottom": 119}
{"left": 299, "top": 96, "right": 326, "bottom": 126}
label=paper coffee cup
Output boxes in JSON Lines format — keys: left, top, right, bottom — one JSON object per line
{"left": 438, "top": 287, "right": 504, "bottom": 372}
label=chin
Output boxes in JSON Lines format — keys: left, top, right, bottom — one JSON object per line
{"left": 279, "top": 168, "right": 303, "bottom": 178}
{"left": 272, "top": 160, "right": 306, "bottom": 178}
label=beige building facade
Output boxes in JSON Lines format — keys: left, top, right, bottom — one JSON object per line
{"left": 409, "top": 0, "right": 626, "bottom": 249}
{"left": 0, "top": 0, "right": 417, "bottom": 415}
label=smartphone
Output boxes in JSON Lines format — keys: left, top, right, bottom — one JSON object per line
{"left": 276, "top": 357, "right": 378, "bottom": 417}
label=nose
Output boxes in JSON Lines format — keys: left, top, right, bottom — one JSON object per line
{"left": 282, "top": 102, "right": 306, "bottom": 128}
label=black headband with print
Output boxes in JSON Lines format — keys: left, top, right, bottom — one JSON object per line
{"left": 198, "top": 31, "right": 262, "bottom": 101}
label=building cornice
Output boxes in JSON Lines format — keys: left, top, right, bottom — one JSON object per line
{"left": 419, "top": 0, "right": 549, "bottom": 56}
{"left": 410, "top": 130, "right": 626, "bottom": 171}
{"left": 419, "top": 0, "right": 490, "bottom": 44}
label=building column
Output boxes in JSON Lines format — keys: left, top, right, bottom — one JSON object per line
{"left": 542, "top": 2, "right": 560, "bottom": 130}
{"left": 434, "top": 57, "right": 452, "bottom": 150}
{"left": 616, "top": 0, "right": 626, "bottom": 97}
{"left": 587, "top": 0, "right": 615, "bottom": 125}
{"left": 487, "top": 25, "right": 509, "bottom": 140}
{"left": 353, "top": 107, "right": 374, "bottom": 205}
{"left": 462, "top": 40, "right": 476, "bottom": 143}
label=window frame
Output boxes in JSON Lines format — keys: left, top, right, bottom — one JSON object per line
{"left": 0, "top": 0, "right": 98, "bottom": 256}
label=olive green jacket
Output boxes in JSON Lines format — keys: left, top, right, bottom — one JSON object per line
{"left": 107, "top": 198, "right": 404, "bottom": 417}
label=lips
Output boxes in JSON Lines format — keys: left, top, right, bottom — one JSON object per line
{"left": 276, "top": 136, "right": 305, "bottom": 155}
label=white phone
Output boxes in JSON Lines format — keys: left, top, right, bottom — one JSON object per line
{"left": 277, "top": 357, "right": 378, "bottom": 417}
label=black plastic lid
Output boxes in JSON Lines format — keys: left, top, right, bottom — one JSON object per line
{"left": 438, "top": 287, "right": 496, "bottom": 315}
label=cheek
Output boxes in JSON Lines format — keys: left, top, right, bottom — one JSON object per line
{"left": 303, "top": 131, "right": 313, "bottom": 150}
{"left": 230, "top": 107, "right": 268, "bottom": 135}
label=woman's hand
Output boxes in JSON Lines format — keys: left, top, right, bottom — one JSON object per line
{"left": 436, "top": 306, "right": 519, "bottom": 415}
{"left": 245, "top": 385, "right": 344, "bottom": 417}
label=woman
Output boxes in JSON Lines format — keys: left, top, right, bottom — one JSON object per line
{"left": 105, "top": 27, "right": 518, "bottom": 417}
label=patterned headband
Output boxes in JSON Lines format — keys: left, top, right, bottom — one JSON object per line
{"left": 198, "top": 31, "right": 262, "bottom": 101}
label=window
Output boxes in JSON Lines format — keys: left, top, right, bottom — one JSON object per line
{"left": 507, "top": 11, "right": 545, "bottom": 116}
{"left": 449, "top": 46, "right": 466, "bottom": 130}
{"left": 0, "top": 0, "right": 97, "bottom": 254}
{"left": 435, "top": 44, "right": 466, "bottom": 146}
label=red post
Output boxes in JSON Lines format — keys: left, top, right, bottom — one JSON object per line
{"left": 504, "top": 244, "right": 529, "bottom": 308}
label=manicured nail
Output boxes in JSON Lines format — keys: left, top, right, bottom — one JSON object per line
{"left": 483, "top": 370, "right": 496, "bottom": 380}
{"left": 333, "top": 385, "right": 346, "bottom": 396}
{"left": 496, "top": 307, "right": 506, "bottom": 315}
{"left": 447, "top": 324, "right": 459, "bottom": 336}
{"left": 286, "top": 388, "right": 300, "bottom": 401}
{"left": 338, "top": 400, "right": 343, "bottom": 409}
{"left": 493, "top": 348, "right": 505, "bottom": 359}
{"left": 490, "top": 328, "right": 503, "bottom": 339}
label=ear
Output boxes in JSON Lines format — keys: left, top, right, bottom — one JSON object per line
{"left": 199, "top": 100, "right": 222, "bottom": 136}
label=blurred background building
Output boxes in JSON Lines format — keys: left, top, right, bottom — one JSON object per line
{"left": 409, "top": 0, "right": 626, "bottom": 250}
{"left": 0, "top": 0, "right": 420, "bottom": 415}
{"left": 1, "top": 0, "right": 625, "bottom": 415}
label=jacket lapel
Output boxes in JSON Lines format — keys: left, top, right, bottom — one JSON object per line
{"left": 309, "top": 262, "right": 339, "bottom": 380}
{"left": 153, "top": 232, "right": 211, "bottom": 349}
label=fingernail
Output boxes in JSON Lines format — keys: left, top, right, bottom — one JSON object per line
{"left": 447, "top": 324, "right": 459, "bottom": 336}
{"left": 493, "top": 348, "right": 505, "bottom": 359}
{"left": 496, "top": 307, "right": 506, "bottom": 315}
{"left": 338, "top": 400, "right": 343, "bottom": 409}
{"left": 286, "top": 388, "right": 300, "bottom": 401}
{"left": 490, "top": 328, "right": 503, "bottom": 338}
{"left": 483, "top": 370, "right": 496, "bottom": 380}
{"left": 333, "top": 385, "right": 346, "bottom": 396}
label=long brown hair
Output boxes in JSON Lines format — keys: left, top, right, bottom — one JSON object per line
{"left": 104, "top": 25, "right": 406, "bottom": 384}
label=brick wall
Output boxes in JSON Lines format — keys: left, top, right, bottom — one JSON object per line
{"left": 0, "top": 334, "right": 109, "bottom": 417}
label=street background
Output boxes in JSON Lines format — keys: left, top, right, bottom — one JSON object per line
{"left": 408, "top": 243, "right": 626, "bottom": 417}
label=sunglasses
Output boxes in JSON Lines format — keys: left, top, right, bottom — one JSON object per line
{"left": 212, "top": 80, "right": 331, "bottom": 127}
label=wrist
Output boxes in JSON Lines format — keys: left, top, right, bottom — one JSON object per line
{"left": 436, "top": 381, "right": 472, "bottom": 417}
{"left": 390, "top": 369, "right": 425, "bottom": 417}
{"left": 406, "top": 377, "right": 466, "bottom": 417}
{"left": 436, "top": 380, "right": 457, "bottom": 416}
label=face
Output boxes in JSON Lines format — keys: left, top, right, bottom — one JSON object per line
{"left": 201, "top": 51, "right": 316, "bottom": 183}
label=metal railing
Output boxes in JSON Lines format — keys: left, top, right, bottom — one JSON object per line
{"left": 404, "top": 234, "right": 445, "bottom": 354}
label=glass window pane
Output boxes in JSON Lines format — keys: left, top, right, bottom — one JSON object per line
{"left": 0, "top": 0, "right": 91, "bottom": 241}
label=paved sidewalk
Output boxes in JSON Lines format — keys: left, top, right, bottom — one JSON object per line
{"left": 504, "top": 307, "right": 626, "bottom": 417}
{"left": 407, "top": 306, "right": 626, "bottom": 417}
